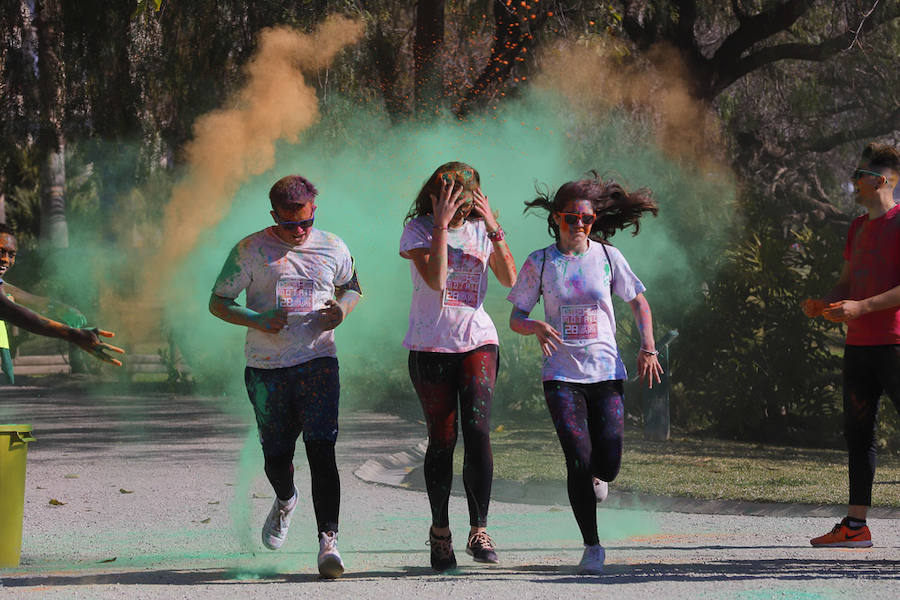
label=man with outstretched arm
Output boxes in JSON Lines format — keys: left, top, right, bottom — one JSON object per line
{"left": 0, "top": 223, "right": 123, "bottom": 367}
{"left": 0, "top": 292, "right": 123, "bottom": 366}
{"left": 0, "top": 223, "right": 94, "bottom": 382}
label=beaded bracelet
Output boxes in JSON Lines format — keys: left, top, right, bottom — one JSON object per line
{"left": 487, "top": 227, "right": 505, "bottom": 242}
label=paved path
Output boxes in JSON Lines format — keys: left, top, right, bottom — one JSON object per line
{"left": 0, "top": 382, "right": 898, "bottom": 599}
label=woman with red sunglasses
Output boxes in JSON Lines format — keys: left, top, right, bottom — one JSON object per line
{"left": 399, "top": 161, "right": 517, "bottom": 571}
{"left": 507, "top": 172, "right": 662, "bottom": 574}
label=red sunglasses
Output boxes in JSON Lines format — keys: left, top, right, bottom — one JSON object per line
{"left": 557, "top": 212, "right": 596, "bottom": 226}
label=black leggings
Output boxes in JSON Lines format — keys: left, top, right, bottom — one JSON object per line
{"left": 245, "top": 359, "right": 341, "bottom": 533}
{"left": 544, "top": 379, "right": 624, "bottom": 546}
{"left": 408, "top": 344, "right": 498, "bottom": 528}
{"left": 843, "top": 345, "right": 900, "bottom": 507}
{"left": 263, "top": 441, "right": 339, "bottom": 534}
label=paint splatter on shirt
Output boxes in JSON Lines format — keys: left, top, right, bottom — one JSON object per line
{"left": 507, "top": 241, "right": 645, "bottom": 383}
{"left": 213, "top": 227, "right": 354, "bottom": 368}
{"left": 843, "top": 203, "right": 900, "bottom": 345}
{"left": 399, "top": 215, "right": 498, "bottom": 353}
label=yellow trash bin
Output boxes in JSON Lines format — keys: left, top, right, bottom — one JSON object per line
{"left": 0, "top": 424, "right": 36, "bottom": 567}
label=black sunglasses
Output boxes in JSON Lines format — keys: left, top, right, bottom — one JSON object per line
{"left": 277, "top": 217, "right": 315, "bottom": 231}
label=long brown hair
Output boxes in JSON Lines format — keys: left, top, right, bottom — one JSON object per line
{"left": 524, "top": 171, "right": 658, "bottom": 243}
{"left": 404, "top": 161, "right": 481, "bottom": 225}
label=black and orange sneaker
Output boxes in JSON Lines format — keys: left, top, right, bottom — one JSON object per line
{"left": 810, "top": 518, "right": 873, "bottom": 548}
{"left": 466, "top": 530, "right": 499, "bottom": 563}
{"left": 428, "top": 527, "right": 457, "bottom": 572}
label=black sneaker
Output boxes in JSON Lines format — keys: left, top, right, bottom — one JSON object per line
{"left": 428, "top": 528, "right": 457, "bottom": 572}
{"left": 466, "top": 530, "right": 499, "bottom": 563}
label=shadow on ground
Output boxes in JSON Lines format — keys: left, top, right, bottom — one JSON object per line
{"left": 4, "top": 557, "right": 899, "bottom": 588}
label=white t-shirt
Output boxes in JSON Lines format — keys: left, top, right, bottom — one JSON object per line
{"left": 399, "top": 215, "right": 498, "bottom": 353}
{"left": 506, "top": 241, "right": 645, "bottom": 383}
{"left": 212, "top": 227, "right": 355, "bottom": 369}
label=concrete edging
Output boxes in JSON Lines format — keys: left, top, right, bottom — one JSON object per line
{"left": 354, "top": 438, "right": 900, "bottom": 519}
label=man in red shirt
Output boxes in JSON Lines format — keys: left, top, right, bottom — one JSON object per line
{"left": 803, "top": 142, "right": 900, "bottom": 547}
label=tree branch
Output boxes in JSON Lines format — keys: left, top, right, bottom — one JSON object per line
{"left": 800, "top": 105, "right": 900, "bottom": 153}
{"left": 845, "top": 0, "right": 881, "bottom": 51}
{"left": 788, "top": 191, "right": 852, "bottom": 225}
{"left": 718, "top": 38, "right": 852, "bottom": 93}
{"left": 711, "top": 0, "right": 815, "bottom": 69}
{"left": 713, "top": 3, "right": 900, "bottom": 95}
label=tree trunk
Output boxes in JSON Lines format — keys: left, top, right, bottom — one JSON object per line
{"left": 0, "top": 178, "right": 6, "bottom": 224}
{"left": 455, "top": 1, "right": 548, "bottom": 118}
{"left": 413, "top": 0, "right": 444, "bottom": 118}
{"left": 370, "top": 24, "right": 409, "bottom": 121}
{"left": 35, "top": 0, "right": 82, "bottom": 371}
{"left": 39, "top": 148, "right": 67, "bottom": 247}
{"left": 35, "top": 0, "right": 68, "bottom": 249}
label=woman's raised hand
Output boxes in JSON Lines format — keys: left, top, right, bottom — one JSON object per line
{"left": 430, "top": 179, "right": 466, "bottom": 229}
{"left": 472, "top": 188, "right": 500, "bottom": 232}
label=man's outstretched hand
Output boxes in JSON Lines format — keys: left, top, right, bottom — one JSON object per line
{"left": 71, "top": 328, "right": 126, "bottom": 366}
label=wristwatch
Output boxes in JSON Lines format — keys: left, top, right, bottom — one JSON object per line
{"left": 487, "top": 227, "right": 505, "bottom": 242}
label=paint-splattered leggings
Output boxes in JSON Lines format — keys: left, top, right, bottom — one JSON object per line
{"left": 544, "top": 379, "right": 624, "bottom": 546}
{"left": 408, "top": 344, "right": 498, "bottom": 528}
{"left": 843, "top": 345, "right": 900, "bottom": 507}
{"left": 245, "top": 357, "right": 340, "bottom": 534}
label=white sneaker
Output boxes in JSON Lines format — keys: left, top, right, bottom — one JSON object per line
{"left": 318, "top": 531, "right": 345, "bottom": 579}
{"left": 593, "top": 478, "right": 608, "bottom": 502}
{"left": 578, "top": 543, "right": 605, "bottom": 575}
{"left": 261, "top": 488, "right": 297, "bottom": 550}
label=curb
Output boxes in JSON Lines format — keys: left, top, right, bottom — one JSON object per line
{"left": 354, "top": 439, "right": 900, "bottom": 519}
{"left": 354, "top": 439, "right": 429, "bottom": 488}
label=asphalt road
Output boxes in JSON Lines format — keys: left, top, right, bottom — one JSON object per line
{"left": 1, "top": 381, "right": 897, "bottom": 599}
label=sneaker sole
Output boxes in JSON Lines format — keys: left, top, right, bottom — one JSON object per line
{"left": 318, "top": 556, "right": 345, "bottom": 579}
{"left": 466, "top": 548, "right": 499, "bottom": 563}
{"left": 577, "top": 566, "right": 604, "bottom": 575}
{"left": 811, "top": 540, "right": 873, "bottom": 548}
{"left": 261, "top": 535, "right": 284, "bottom": 550}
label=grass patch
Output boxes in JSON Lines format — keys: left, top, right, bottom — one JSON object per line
{"left": 453, "top": 423, "right": 900, "bottom": 507}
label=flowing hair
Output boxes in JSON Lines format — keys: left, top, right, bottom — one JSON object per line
{"left": 404, "top": 161, "right": 481, "bottom": 225}
{"left": 524, "top": 171, "right": 658, "bottom": 243}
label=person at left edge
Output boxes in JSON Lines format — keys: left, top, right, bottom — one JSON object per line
{"left": 0, "top": 223, "right": 89, "bottom": 383}
{"left": 0, "top": 227, "right": 122, "bottom": 366}
{"left": 209, "top": 174, "right": 362, "bottom": 579}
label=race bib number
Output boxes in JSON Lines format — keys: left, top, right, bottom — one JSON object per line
{"left": 561, "top": 304, "right": 600, "bottom": 342}
{"left": 276, "top": 277, "right": 315, "bottom": 314}
{"left": 443, "top": 270, "right": 482, "bottom": 309}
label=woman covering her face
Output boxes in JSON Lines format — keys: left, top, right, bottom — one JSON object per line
{"left": 398, "top": 161, "right": 517, "bottom": 571}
